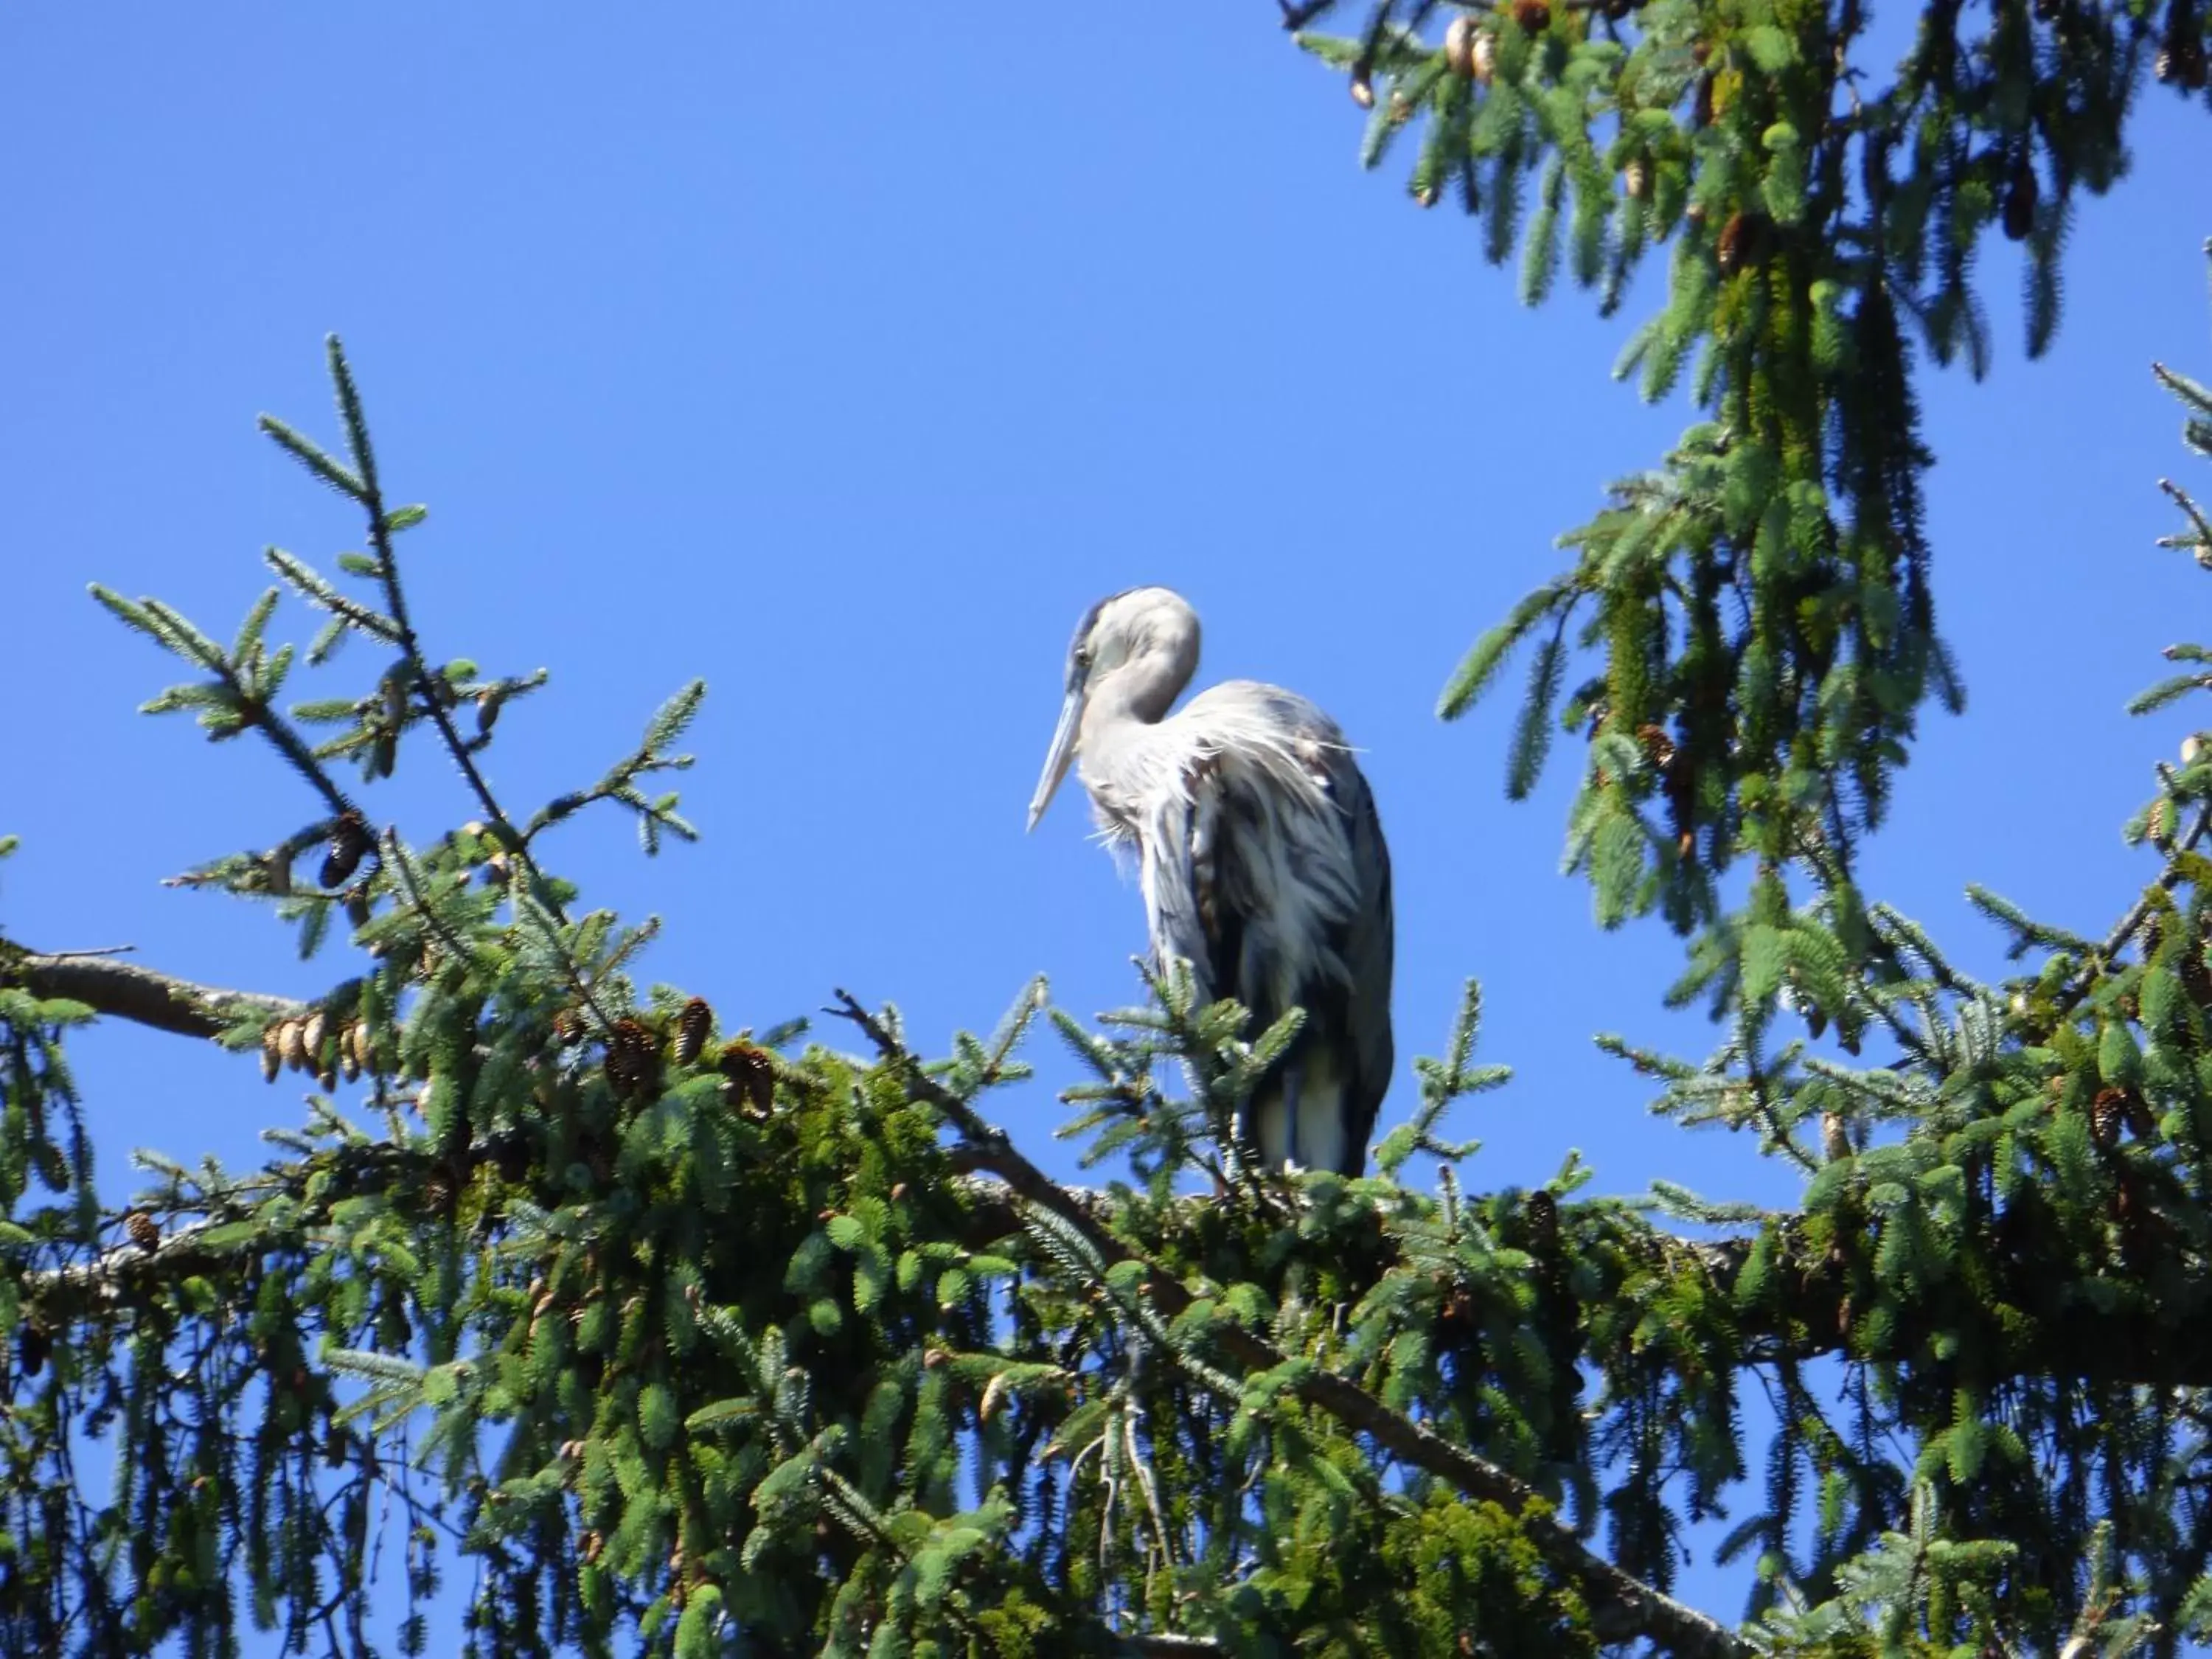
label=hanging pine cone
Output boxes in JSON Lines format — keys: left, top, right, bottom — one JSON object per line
{"left": 2001, "top": 158, "right": 2039, "bottom": 242}
{"left": 718, "top": 1041, "right": 776, "bottom": 1116}
{"left": 302, "top": 1012, "right": 327, "bottom": 1067}
{"left": 605, "top": 1018, "right": 660, "bottom": 1097}
{"left": 1624, "top": 157, "right": 1650, "bottom": 199}
{"left": 279, "top": 1018, "right": 309, "bottom": 1073}
{"left": 339, "top": 1029, "right": 361, "bottom": 1082}
{"left": 261, "top": 1023, "right": 284, "bottom": 1084}
{"left": 1717, "top": 212, "right": 1746, "bottom": 273}
{"left": 1513, "top": 0, "right": 1551, "bottom": 31}
{"left": 2160, "top": 37, "right": 2209, "bottom": 86}
{"left": 1350, "top": 68, "right": 1375, "bottom": 108}
{"left": 321, "top": 809, "right": 373, "bottom": 888}
{"left": 125, "top": 1210, "right": 160, "bottom": 1251}
{"left": 552, "top": 1009, "right": 588, "bottom": 1048}
{"left": 1472, "top": 30, "right": 1498, "bottom": 80}
{"left": 2092, "top": 1087, "right": 2126, "bottom": 1148}
{"left": 1716, "top": 210, "right": 1771, "bottom": 276}
{"left": 1523, "top": 1188, "right": 1559, "bottom": 1253}
{"left": 675, "top": 996, "right": 713, "bottom": 1066}
{"left": 1444, "top": 13, "right": 1478, "bottom": 77}
{"left": 2158, "top": 2, "right": 2207, "bottom": 86}
{"left": 350, "top": 1020, "right": 375, "bottom": 1076}
{"left": 19, "top": 1325, "right": 49, "bottom": 1378}
{"left": 2183, "top": 930, "right": 2212, "bottom": 1008}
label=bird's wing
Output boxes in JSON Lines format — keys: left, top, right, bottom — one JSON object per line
{"left": 1135, "top": 754, "right": 1234, "bottom": 1012}
{"left": 1321, "top": 745, "right": 1395, "bottom": 1166}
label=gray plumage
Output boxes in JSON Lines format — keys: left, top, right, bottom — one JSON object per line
{"left": 1026, "top": 587, "right": 1394, "bottom": 1177}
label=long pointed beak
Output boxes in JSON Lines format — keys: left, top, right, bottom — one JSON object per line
{"left": 1026, "top": 688, "right": 1084, "bottom": 832}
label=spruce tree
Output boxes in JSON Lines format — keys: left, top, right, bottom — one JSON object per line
{"left": 1, "top": 1, "right": 2211, "bottom": 1651}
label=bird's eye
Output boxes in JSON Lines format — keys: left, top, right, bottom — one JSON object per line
{"left": 1074, "top": 647, "right": 1093, "bottom": 671}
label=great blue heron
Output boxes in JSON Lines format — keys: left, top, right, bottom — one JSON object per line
{"left": 1026, "top": 587, "right": 1394, "bottom": 1177}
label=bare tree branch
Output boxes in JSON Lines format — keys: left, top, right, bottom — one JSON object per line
{"left": 0, "top": 938, "right": 306, "bottom": 1040}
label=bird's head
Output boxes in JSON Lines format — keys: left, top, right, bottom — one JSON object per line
{"left": 1026, "top": 586, "right": 1200, "bottom": 831}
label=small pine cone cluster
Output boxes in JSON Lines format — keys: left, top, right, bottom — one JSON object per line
{"left": 262, "top": 1013, "right": 375, "bottom": 1087}
{"left": 718, "top": 1041, "right": 776, "bottom": 1117}
{"left": 552, "top": 1009, "right": 588, "bottom": 1048}
{"left": 605, "top": 1019, "right": 660, "bottom": 1097}
{"left": 321, "top": 809, "right": 374, "bottom": 889}
{"left": 1443, "top": 13, "right": 1495, "bottom": 80}
{"left": 125, "top": 1210, "right": 161, "bottom": 1252}
{"left": 675, "top": 997, "right": 714, "bottom": 1067}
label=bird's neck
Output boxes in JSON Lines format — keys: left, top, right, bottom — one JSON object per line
{"left": 1091, "top": 650, "right": 1187, "bottom": 729}
{"left": 1075, "top": 658, "right": 1188, "bottom": 801}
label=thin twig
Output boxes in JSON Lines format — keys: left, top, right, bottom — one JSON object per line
{"left": 331, "top": 377, "right": 613, "bottom": 1032}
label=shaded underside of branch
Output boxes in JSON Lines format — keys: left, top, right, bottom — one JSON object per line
{"left": 25, "top": 948, "right": 2212, "bottom": 1656}
{"left": 18, "top": 942, "right": 2212, "bottom": 1397}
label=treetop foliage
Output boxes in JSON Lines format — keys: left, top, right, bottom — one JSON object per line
{"left": 1301, "top": 0, "right": 2198, "bottom": 958}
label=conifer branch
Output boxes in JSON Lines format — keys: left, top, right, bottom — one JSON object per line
{"left": 89, "top": 583, "right": 359, "bottom": 823}
{"left": 265, "top": 338, "right": 616, "bottom": 1031}
{"left": 828, "top": 989, "right": 1755, "bottom": 1659}
{"left": 21, "top": 950, "right": 2212, "bottom": 1402}
{"left": 2052, "top": 793, "right": 2212, "bottom": 1014}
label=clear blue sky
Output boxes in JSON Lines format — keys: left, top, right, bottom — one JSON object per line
{"left": 2, "top": 4, "right": 2209, "bottom": 1635}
